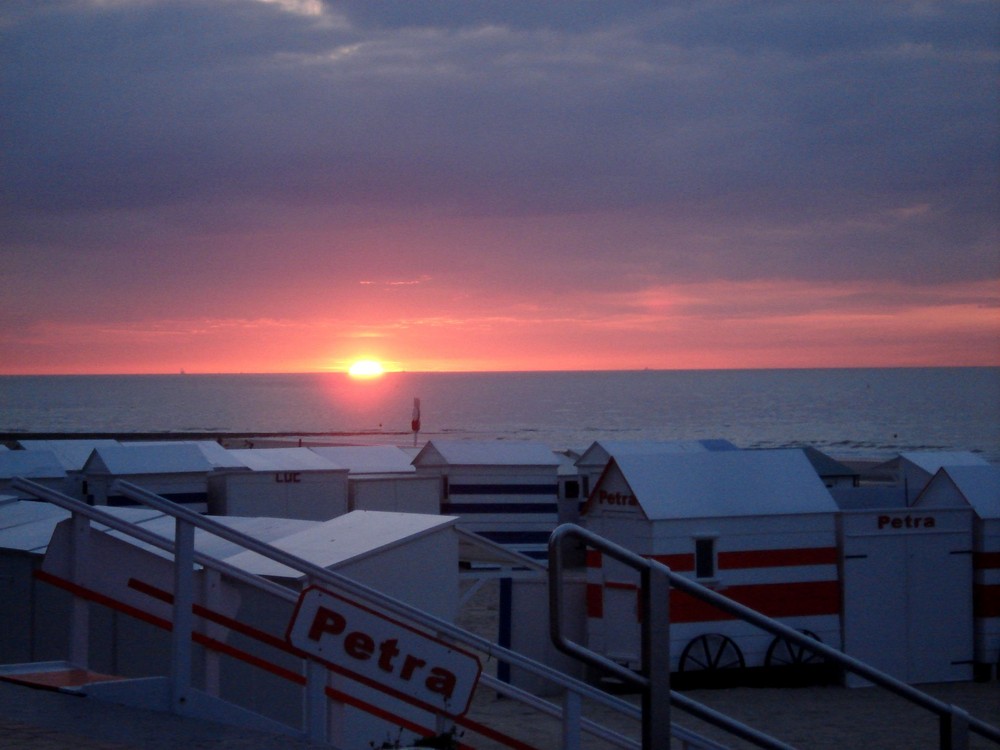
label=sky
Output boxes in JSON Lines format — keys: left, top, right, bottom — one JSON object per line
{"left": 1, "top": 0, "right": 998, "bottom": 374}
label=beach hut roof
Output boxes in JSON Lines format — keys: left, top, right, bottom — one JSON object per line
{"left": 83, "top": 443, "right": 214, "bottom": 476}
{"left": 18, "top": 439, "right": 120, "bottom": 470}
{"left": 0, "top": 449, "right": 68, "bottom": 480}
{"left": 226, "top": 448, "right": 345, "bottom": 473}
{"left": 413, "top": 440, "right": 560, "bottom": 468}
{"left": 600, "top": 449, "right": 838, "bottom": 519}
{"left": 800, "top": 446, "right": 858, "bottom": 478}
{"left": 897, "top": 451, "right": 989, "bottom": 473}
{"left": 931, "top": 465, "right": 1000, "bottom": 520}
{"left": 575, "top": 439, "right": 737, "bottom": 468}
{"left": 0, "top": 500, "right": 165, "bottom": 554}
{"left": 121, "top": 440, "right": 246, "bottom": 470}
{"left": 308, "top": 445, "right": 416, "bottom": 474}
{"left": 222, "top": 510, "right": 457, "bottom": 579}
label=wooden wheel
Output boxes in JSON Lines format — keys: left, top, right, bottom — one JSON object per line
{"left": 679, "top": 633, "right": 745, "bottom": 673}
{"left": 764, "top": 630, "right": 823, "bottom": 668}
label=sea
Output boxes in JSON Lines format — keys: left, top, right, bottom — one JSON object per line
{"left": 1, "top": 367, "right": 998, "bottom": 463}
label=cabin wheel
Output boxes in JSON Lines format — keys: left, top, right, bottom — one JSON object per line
{"left": 764, "top": 629, "right": 823, "bottom": 668}
{"left": 679, "top": 633, "right": 745, "bottom": 673}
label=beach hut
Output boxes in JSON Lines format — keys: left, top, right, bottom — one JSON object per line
{"left": 573, "top": 439, "right": 738, "bottom": 498}
{"left": 580, "top": 449, "right": 841, "bottom": 684}
{"left": 18, "top": 440, "right": 121, "bottom": 498}
{"left": 209, "top": 448, "right": 348, "bottom": 521}
{"left": 914, "top": 465, "right": 1000, "bottom": 680}
{"left": 308, "top": 445, "right": 439, "bottom": 514}
{"left": 79, "top": 443, "right": 214, "bottom": 511}
{"left": 0, "top": 449, "right": 69, "bottom": 498}
{"left": 411, "top": 440, "right": 561, "bottom": 559}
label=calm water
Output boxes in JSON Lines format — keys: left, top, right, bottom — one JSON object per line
{"left": 1, "top": 368, "right": 998, "bottom": 461}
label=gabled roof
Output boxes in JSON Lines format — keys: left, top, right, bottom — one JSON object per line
{"left": 930, "top": 465, "right": 1000, "bottom": 520}
{"left": 897, "top": 451, "right": 989, "bottom": 474}
{"left": 122, "top": 440, "right": 246, "bottom": 470}
{"left": 222, "top": 510, "right": 457, "bottom": 579}
{"left": 595, "top": 449, "right": 838, "bottom": 519}
{"left": 309, "top": 445, "right": 416, "bottom": 474}
{"left": 83, "top": 443, "right": 214, "bottom": 476}
{"left": 226, "top": 448, "right": 345, "bottom": 473}
{"left": 0, "top": 449, "right": 68, "bottom": 480}
{"left": 575, "top": 439, "right": 737, "bottom": 469}
{"left": 18, "top": 439, "right": 120, "bottom": 470}
{"left": 412, "top": 440, "right": 560, "bottom": 468}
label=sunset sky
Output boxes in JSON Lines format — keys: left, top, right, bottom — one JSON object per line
{"left": 2, "top": 1, "right": 998, "bottom": 374}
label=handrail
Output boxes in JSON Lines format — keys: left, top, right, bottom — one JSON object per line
{"left": 11, "top": 478, "right": 727, "bottom": 750}
{"left": 550, "top": 524, "right": 796, "bottom": 750}
{"left": 549, "top": 523, "right": 1000, "bottom": 750}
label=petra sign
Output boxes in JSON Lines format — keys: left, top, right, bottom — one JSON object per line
{"left": 286, "top": 587, "right": 481, "bottom": 716}
{"left": 877, "top": 514, "right": 937, "bottom": 530}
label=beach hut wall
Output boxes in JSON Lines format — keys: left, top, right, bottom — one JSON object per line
{"left": 914, "top": 465, "right": 1000, "bottom": 680}
{"left": 209, "top": 448, "right": 348, "bottom": 521}
{"left": 411, "top": 440, "right": 561, "bottom": 559}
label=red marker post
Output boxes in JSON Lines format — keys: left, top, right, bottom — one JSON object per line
{"left": 411, "top": 397, "right": 421, "bottom": 446}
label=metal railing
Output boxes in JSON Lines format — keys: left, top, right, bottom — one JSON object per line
{"left": 13, "top": 477, "right": 731, "bottom": 750}
{"left": 548, "top": 523, "right": 1000, "bottom": 750}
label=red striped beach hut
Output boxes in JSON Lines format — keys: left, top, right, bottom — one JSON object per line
{"left": 581, "top": 448, "right": 841, "bottom": 684}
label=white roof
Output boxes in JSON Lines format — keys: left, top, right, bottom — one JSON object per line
{"left": 18, "top": 439, "right": 121, "bottom": 470}
{"left": 103, "top": 514, "right": 321, "bottom": 562}
{"left": 899, "top": 451, "right": 989, "bottom": 474}
{"left": 602, "top": 449, "right": 838, "bottom": 519}
{"left": 0, "top": 501, "right": 165, "bottom": 553}
{"left": 575, "top": 439, "right": 737, "bottom": 468}
{"left": 413, "top": 440, "right": 560, "bottom": 467}
{"left": 84, "top": 443, "right": 214, "bottom": 475}
{"left": 223, "top": 510, "right": 457, "bottom": 579}
{"left": 309, "top": 445, "right": 416, "bottom": 474}
{"left": 0, "top": 449, "right": 68, "bottom": 480}
{"left": 227, "top": 448, "right": 344, "bottom": 473}
{"left": 937, "top": 465, "right": 1000, "bottom": 520}
{"left": 122, "top": 440, "right": 246, "bottom": 470}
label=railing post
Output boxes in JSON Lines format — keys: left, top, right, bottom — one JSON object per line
{"left": 69, "top": 511, "right": 91, "bottom": 668}
{"left": 171, "top": 517, "right": 195, "bottom": 711}
{"left": 642, "top": 561, "right": 671, "bottom": 750}
{"left": 304, "top": 659, "right": 329, "bottom": 743}
{"left": 940, "top": 705, "right": 970, "bottom": 750}
{"left": 561, "top": 688, "right": 582, "bottom": 750}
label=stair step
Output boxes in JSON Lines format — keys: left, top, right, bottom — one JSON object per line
{"left": 0, "top": 661, "right": 128, "bottom": 691}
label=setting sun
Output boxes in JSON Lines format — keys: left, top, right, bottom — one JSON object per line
{"left": 348, "top": 359, "right": 385, "bottom": 378}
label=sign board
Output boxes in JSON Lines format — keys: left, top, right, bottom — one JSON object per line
{"left": 286, "top": 586, "right": 481, "bottom": 717}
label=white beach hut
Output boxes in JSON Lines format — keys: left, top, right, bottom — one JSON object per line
{"left": 80, "top": 443, "right": 214, "bottom": 511}
{"left": 411, "top": 440, "right": 561, "bottom": 559}
{"left": 309, "top": 445, "right": 439, "bottom": 514}
{"left": 914, "top": 465, "right": 1000, "bottom": 680}
{"left": 0, "top": 449, "right": 69, "bottom": 497}
{"left": 581, "top": 449, "right": 841, "bottom": 684}
{"left": 209, "top": 448, "right": 348, "bottom": 521}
